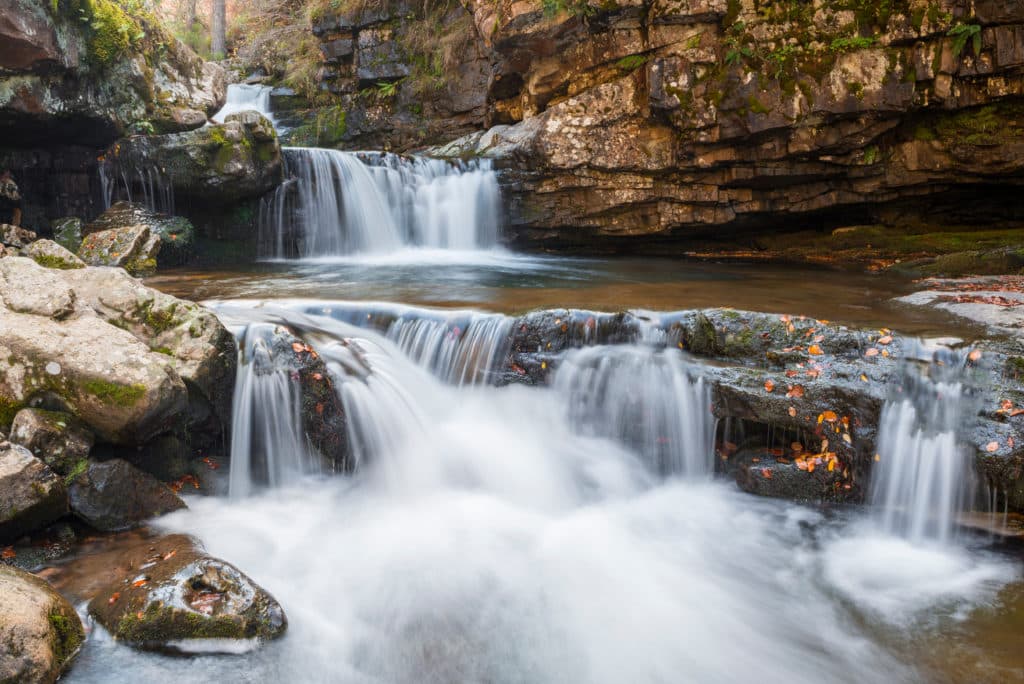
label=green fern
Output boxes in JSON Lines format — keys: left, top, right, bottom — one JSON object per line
{"left": 948, "top": 23, "right": 982, "bottom": 59}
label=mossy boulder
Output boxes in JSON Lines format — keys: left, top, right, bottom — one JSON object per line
{"left": 68, "top": 459, "right": 185, "bottom": 532}
{"left": 0, "top": 442, "right": 68, "bottom": 543}
{"left": 0, "top": 564, "right": 84, "bottom": 684}
{"left": 88, "top": 534, "right": 287, "bottom": 652}
{"left": 50, "top": 218, "right": 83, "bottom": 254}
{"left": 77, "top": 224, "right": 161, "bottom": 277}
{"left": 9, "top": 408, "right": 93, "bottom": 477}
{"left": 102, "top": 114, "right": 283, "bottom": 204}
{"left": 24, "top": 240, "right": 86, "bottom": 271}
{"left": 84, "top": 202, "right": 196, "bottom": 268}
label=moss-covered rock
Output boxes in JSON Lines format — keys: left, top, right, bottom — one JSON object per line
{"left": 84, "top": 202, "right": 196, "bottom": 268}
{"left": 9, "top": 408, "right": 94, "bottom": 477}
{"left": 24, "top": 239, "right": 86, "bottom": 271}
{"left": 88, "top": 533, "right": 286, "bottom": 652}
{"left": 77, "top": 223, "right": 161, "bottom": 276}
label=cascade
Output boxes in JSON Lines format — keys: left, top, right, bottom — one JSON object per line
{"left": 869, "top": 350, "right": 978, "bottom": 544}
{"left": 98, "top": 151, "right": 175, "bottom": 214}
{"left": 552, "top": 345, "right": 715, "bottom": 477}
{"left": 257, "top": 148, "right": 501, "bottom": 258}
{"left": 228, "top": 322, "right": 321, "bottom": 497}
{"left": 384, "top": 312, "right": 513, "bottom": 386}
{"left": 212, "top": 83, "right": 277, "bottom": 126}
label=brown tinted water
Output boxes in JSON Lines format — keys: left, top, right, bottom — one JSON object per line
{"left": 146, "top": 253, "right": 983, "bottom": 338}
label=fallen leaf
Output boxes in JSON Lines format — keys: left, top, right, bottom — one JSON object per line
{"left": 828, "top": 460, "right": 836, "bottom": 472}
{"left": 761, "top": 468, "right": 772, "bottom": 479}
{"left": 822, "top": 410, "right": 838, "bottom": 423}
{"left": 788, "top": 406, "right": 797, "bottom": 417}
{"left": 860, "top": 374, "right": 869, "bottom": 382}
{"left": 865, "top": 348, "right": 879, "bottom": 358}
{"left": 132, "top": 576, "right": 150, "bottom": 588}
{"left": 808, "top": 344, "right": 824, "bottom": 355}
{"left": 108, "top": 592, "right": 121, "bottom": 605}
{"left": 291, "top": 342, "right": 304, "bottom": 353}
{"left": 162, "top": 549, "right": 176, "bottom": 561}
{"left": 878, "top": 335, "right": 893, "bottom": 345}
{"left": 969, "top": 349, "right": 983, "bottom": 362}
{"left": 1, "top": 546, "right": 14, "bottom": 560}
{"left": 807, "top": 461, "right": 816, "bottom": 473}
{"left": 842, "top": 433, "right": 852, "bottom": 444}
{"left": 785, "top": 369, "right": 799, "bottom": 378}
{"left": 874, "top": 454, "right": 881, "bottom": 462}
{"left": 986, "top": 441, "right": 999, "bottom": 452}
{"left": 786, "top": 385, "right": 805, "bottom": 399}
{"left": 764, "top": 379, "right": 776, "bottom": 393}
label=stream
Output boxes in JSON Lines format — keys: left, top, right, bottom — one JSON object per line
{"left": 58, "top": 86, "right": 1024, "bottom": 683}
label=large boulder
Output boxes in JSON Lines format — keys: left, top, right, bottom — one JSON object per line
{"left": 24, "top": 240, "right": 85, "bottom": 271}
{"left": 64, "top": 266, "right": 237, "bottom": 432}
{"left": 77, "top": 224, "right": 161, "bottom": 276}
{"left": 0, "top": 564, "right": 84, "bottom": 684}
{"left": 68, "top": 459, "right": 185, "bottom": 531}
{"left": 88, "top": 534, "right": 287, "bottom": 651}
{"left": 84, "top": 202, "right": 195, "bottom": 267}
{"left": 0, "top": 257, "right": 194, "bottom": 445}
{"left": 0, "top": 443, "right": 67, "bottom": 542}
{"left": 102, "top": 114, "right": 284, "bottom": 204}
{"left": 9, "top": 408, "right": 93, "bottom": 476}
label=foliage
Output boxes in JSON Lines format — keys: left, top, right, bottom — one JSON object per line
{"left": 829, "top": 36, "right": 876, "bottom": 53}
{"left": 616, "top": 54, "right": 649, "bottom": 71}
{"left": 50, "top": 0, "right": 147, "bottom": 67}
{"left": 948, "top": 22, "right": 982, "bottom": 60}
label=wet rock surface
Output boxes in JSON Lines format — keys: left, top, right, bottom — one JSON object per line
{"left": 87, "top": 533, "right": 287, "bottom": 651}
{"left": 77, "top": 224, "right": 161, "bottom": 276}
{"left": 9, "top": 408, "right": 94, "bottom": 477}
{"left": 84, "top": 202, "right": 196, "bottom": 268}
{"left": 68, "top": 459, "right": 185, "bottom": 532}
{"left": 0, "top": 443, "right": 67, "bottom": 543}
{"left": 0, "top": 563, "right": 84, "bottom": 684}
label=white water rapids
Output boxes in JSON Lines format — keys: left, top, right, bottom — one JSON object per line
{"left": 65, "top": 302, "right": 1020, "bottom": 684}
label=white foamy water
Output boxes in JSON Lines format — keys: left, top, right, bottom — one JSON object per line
{"left": 258, "top": 148, "right": 501, "bottom": 258}
{"left": 211, "top": 83, "right": 276, "bottom": 126}
{"left": 64, "top": 308, "right": 1021, "bottom": 683}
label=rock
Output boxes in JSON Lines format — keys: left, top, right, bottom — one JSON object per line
{"left": 0, "top": 564, "right": 84, "bottom": 684}
{"left": 102, "top": 114, "right": 284, "bottom": 204}
{"left": 68, "top": 459, "right": 185, "bottom": 531}
{"left": 84, "top": 202, "right": 196, "bottom": 268}
{"left": 64, "top": 266, "right": 237, "bottom": 433}
{"left": 88, "top": 533, "right": 287, "bottom": 651}
{"left": 23, "top": 240, "right": 85, "bottom": 271}
{"left": 0, "top": 443, "right": 67, "bottom": 543}
{"left": 0, "top": 256, "right": 77, "bottom": 319}
{"left": 0, "top": 259, "right": 190, "bottom": 445}
{"left": 49, "top": 218, "right": 83, "bottom": 254}
{"left": 77, "top": 224, "right": 161, "bottom": 276}
{"left": 9, "top": 408, "right": 93, "bottom": 477}
{"left": 0, "top": 224, "right": 38, "bottom": 249}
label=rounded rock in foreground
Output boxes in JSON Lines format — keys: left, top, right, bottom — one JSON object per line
{"left": 87, "top": 534, "right": 287, "bottom": 652}
{"left": 0, "top": 564, "right": 84, "bottom": 684}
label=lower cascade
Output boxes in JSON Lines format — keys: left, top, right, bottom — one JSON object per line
{"left": 258, "top": 147, "right": 502, "bottom": 258}
{"left": 869, "top": 353, "right": 977, "bottom": 544}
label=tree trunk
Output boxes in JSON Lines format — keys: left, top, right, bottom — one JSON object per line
{"left": 211, "top": 0, "right": 226, "bottom": 58}
{"left": 185, "top": 0, "right": 197, "bottom": 27}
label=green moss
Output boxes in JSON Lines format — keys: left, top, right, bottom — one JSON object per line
{"left": 64, "top": 459, "right": 89, "bottom": 486}
{"left": 616, "top": 55, "right": 649, "bottom": 71}
{"left": 48, "top": 611, "right": 83, "bottom": 666}
{"left": 152, "top": 346, "right": 174, "bottom": 356}
{"left": 30, "top": 254, "right": 85, "bottom": 270}
{"left": 914, "top": 124, "right": 937, "bottom": 141}
{"left": 0, "top": 395, "right": 25, "bottom": 428}
{"left": 748, "top": 96, "right": 771, "bottom": 115}
{"left": 81, "top": 380, "right": 146, "bottom": 407}
{"left": 84, "top": 0, "right": 144, "bottom": 68}
{"left": 137, "top": 301, "right": 178, "bottom": 334}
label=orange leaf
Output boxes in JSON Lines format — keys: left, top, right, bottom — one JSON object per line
{"left": 860, "top": 374, "right": 868, "bottom": 382}
{"left": 807, "top": 461, "right": 816, "bottom": 473}
{"left": 808, "top": 344, "right": 823, "bottom": 355}
{"left": 865, "top": 348, "right": 879, "bottom": 358}
{"left": 132, "top": 577, "right": 149, "bottom": 588}
{"left": 822, "top": 410, "right": 838, "bottom": 423}
{"left": 827, "top": 460, "right": 836, "bottom": 472}
{"left": 986, "top": 441, "right": 999, "bottom": 452}
{"left": 968, "top": 349, "right": 982, "bottom": 362}
{"left": 878, "top": 335, "right": 893, "bottom": 345}
{"left": 785, "top": 369, "right": 799, "bottom": 378}
{"left": 108, "top": 592, "right": 121, "bottom": 605}
{"left": 1011, "top": 409, "right": 1024, "bottom": 417}
{"left": 761, "top": 468, "right": 773, "bottom": 479}
{"left": 786, "top": 384, "right": 805, "bottom": 399}
{"left": 291, "top": 342, "right": 304, "bottom": 353}
{"left": 1, "top": 546, "right": 14, "bottom": 560}
{"left": 788, "top": 406, "right": 797, "bottom": 417}
{"left": 764, "top": 379, "right": 775, "bottom": 393}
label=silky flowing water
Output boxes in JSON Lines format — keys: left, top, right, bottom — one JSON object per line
{"left": 62, "top": 87, "right": 1024, "bottom": 681}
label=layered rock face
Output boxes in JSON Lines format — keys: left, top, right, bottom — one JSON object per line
{"left": 306, "top": 0, "right": 1024, "bottom": 249}
{"left": 0, "top": 0, "right": 227, "bottom": 229}
{"left": 287, "top": 0, "right": 490, "bottom": 149}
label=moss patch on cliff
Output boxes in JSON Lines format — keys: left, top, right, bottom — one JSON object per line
{"left": 81, "top": 380, "right": 147, "bottom": 407}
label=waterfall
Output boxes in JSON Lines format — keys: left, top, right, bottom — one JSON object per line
{"left": 257, "top": 148, "right": 501, "bottom": 258}
{"left": 385, "top": 312, "right": 513, "bottom": 386}
{"left": 228, "top": 323, "right": 320, "bottom": 497}
{"left": 869, "top": 353, "right": 977, "bottom": 544}
{"left": 99, "top": 153, "right": 174, "bottom": 214}
{"left": 212, "top": 83, "right": 276, "bottom": 126}
{"left": 553, "top": 346, "right": 715, "bottom": 477}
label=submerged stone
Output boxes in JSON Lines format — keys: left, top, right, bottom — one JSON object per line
{"left": 88, "top": 534, "right": 287, "bottom": 651}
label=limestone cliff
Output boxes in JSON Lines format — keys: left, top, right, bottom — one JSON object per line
{"left": 304, "top": 0, "right": 1024, "bottom": 251}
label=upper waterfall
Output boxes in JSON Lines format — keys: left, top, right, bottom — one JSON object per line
{"left": 212, "top": 83, "right": 277, "bottom": 127}
{"left": 258, "top": 148, "right": 502, "bottom": 259}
